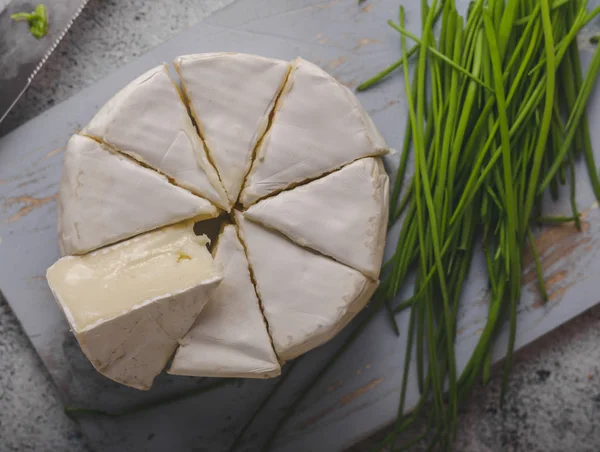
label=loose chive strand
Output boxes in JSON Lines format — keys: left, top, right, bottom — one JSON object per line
{"left": 537, "top": 215, "right": 580, "bottom": 224}
{"left": 540, "top": 41, "right": 600, "bottom": 197}
{"left": 547, "top": 133, "right": 560, "bottom": 201}
{"left": 416, "top": 291, "right": 426, "bottom": 394}
{"left": 482, "top": 245, "right": 497, "bottom": 384}
{"left": 440, "top": 1, "right": 455, "bottom": 91}
{"left": 528, "top": 4, "right": 600, "bottom": 76}
{"left": 569, "top": 150, "right": 583, "bottom": 231}
{"left": 560, "top": 25, "right": 583, "bottom": 157}
{"left": 528, "top": 227, "right": 549, "bottom": 302}
{"left": 550, "top": 95, "right": 568, "bottom": 187}
{"left": 389, "top": 66, "right": 418, "bottom": 222}
{"left": 569, "top": 5, "right": 600, "bottom": 206}
{"left": 498, "top": 0, "right": 519, "bottom": 60}
{"left": 392, "top": 181, "right": 414, "bottom": 223}
{"left": 435, "top": 14, "right": 462, "bottom": 230}
{"left": 415, "top": 1, "right": 459, "bottom": 435}
{"left": 398, "top": 1, "right": 429, "bottom": 400}
{"left": 385, "top": 299, "right": 401, "bottom": 336}
{"left": 356, "top": 51, "right": 417, "bottom": 92}
{"left": 356, "top": 2, "right": 445, "bottom": 91}
{"left": 399, "top": 3, "right": 452, "bottom": 442}
{"left": 393, "top": 267, "right": 437, "bottom": 314}
{"left": 483, "top": 9, "right": 520, "bottom": 275}
{"left": 505, "top": 3, "right": 541, "bottom": 78}
{"left": 388, "top": 292, "right": 418, "bottom": 448}
{"left": 388, "top": 20, "right": 492, "bottom": 91}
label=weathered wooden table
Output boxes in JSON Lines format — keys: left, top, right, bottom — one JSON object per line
{"left": 2, "top": 0, "right": 600, "bottom": 450}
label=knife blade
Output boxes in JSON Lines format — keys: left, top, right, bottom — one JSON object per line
{"left": 0, "top": 0, "right": 90, "bottom": 124}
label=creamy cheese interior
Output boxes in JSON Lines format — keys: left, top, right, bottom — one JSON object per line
{"left": 47, "top": 221, "right": 219, "bottom": 331}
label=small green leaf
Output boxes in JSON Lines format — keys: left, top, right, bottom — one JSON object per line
{"left": 10, "top": 12, "right": 32, "bottom": 21}
{"left": 11, "top": 4, "right": 48, "bottom": 39}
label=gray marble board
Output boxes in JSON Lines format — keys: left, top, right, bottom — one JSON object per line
{"left": 1, "top": 0, "right": 600, "bottom": 450}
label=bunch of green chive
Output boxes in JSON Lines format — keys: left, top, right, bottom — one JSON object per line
{"left": 257, "top": 0, "right": 600, "bottom": 450}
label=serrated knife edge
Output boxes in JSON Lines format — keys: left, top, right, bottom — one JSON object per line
{"left": 0, "top": 0, "right": 91, "bottom": 124}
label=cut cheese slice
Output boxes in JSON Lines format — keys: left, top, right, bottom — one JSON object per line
{"left": 240, "top": 57, "right": 389, "bottom": 207}
{"left": 244, "top": 157, "right": 389, "bottom": 279}
{"left": 175, "top": 53, "right": 291, "bottom": 205}
{"left": 235, "top": 212, "right": 378, "bottom": 361}
{"left": 82, "top": 64, "right": 229, "bottom": 210}
{"left": 169, "top": 224, "right": 280, "bottom": 378}
{"left": 46, "top": 221, "right": 223, "bottom": 390}
{"left": 57, "top": 135, "right": 219, "bottom": 256}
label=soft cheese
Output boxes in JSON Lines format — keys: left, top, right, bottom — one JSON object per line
{"left": 169, "top": 224, "right": 280, "bottom": 378}
{"left": 244, "top": 157, "right": 389, "bottom": 279}
{"left": 53, "top": 53, "right": 392, "bottom": 386}
{"left": 175, "top": 53, "right": 291, "bottom": 204}
{"left": 82, "top": 64, "right": 229, "bottom": 209}
{"left": 235, "top": 212, "right": 378, "bottom": 361}
{"left": 240, "top": 57, "right": 389, "bottom": 207}
{"left": 57, "top": 135, "right": 219, "bottom": 256}
{"left": 46, "top": 221, "right": 222, "bottom": 390}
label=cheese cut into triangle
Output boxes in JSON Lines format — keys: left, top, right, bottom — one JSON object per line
{"left": 46, "top": 221, "right": 223, "bottom": 390}
{"left": 175, "top": 53, "right": 291, "bottom": 205}
{"left": 169, "top": 224, "right": 280, "bottom": 378}
{"left": 58, "top": 135, "right": 220, "bottom": 256}
{"left": 82, "top": 64, "right": 229, "bottom": 210}
{"left": 235, "top": 212, "right": 378, "bottom": 361}
{"left": 245, "top": 158, "right": 389, "bottom": 279}
{"left": 239, "top": 57, "right": 389, "bottom": 207}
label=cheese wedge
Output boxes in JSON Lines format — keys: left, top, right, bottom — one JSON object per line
{"left": 46, "top": 221, "right": 223, "bottom": 390}
{"left": 235, "top": 212, "right": 378, "bottom": 361}
{"left": 240, "top": 57, "right": 389, "bottom": 207}
{"left": 57, "top": 135, "right": 219, "bottom": 256}
{"left": 82, "top": 64, "right": 229, "bottom": 210}
{"left": 244, "top": 158, "right": 389, "bottom": 279}
{"left": 175, "top": 53, "right": 291, "bottom": 204}
{"left": 169, "top": 224, "right": 280, "bottom": 378}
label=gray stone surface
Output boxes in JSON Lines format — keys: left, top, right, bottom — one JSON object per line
{"left": 1, "top": 0, "right": 600, "bottom": 451}
{"left": 0, "top": 294, "right": 88, "bottom": 452}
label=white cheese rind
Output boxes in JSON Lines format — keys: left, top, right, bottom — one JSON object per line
{"left": 46, "top": 221, "right": 223, "bottom": 390}
{"left": 175, "top": 53, "right": 291, "bottom": 205}
{"left": 240, "top": 57, "right": 389, "bottom": 207}
{"left": 235, "top": 212, "right": 378, "bottom": 361}
{"left": 57, "top": 135, "right": 219, "bottom": 256}
{"left": 244, "top": 157, "right": 389, "bottom": 279}
{"left": 169, "top": 224, "right": 280, "bottom": 378}
{"left": 82, "top": 64, "right": 229, "bottom": 210}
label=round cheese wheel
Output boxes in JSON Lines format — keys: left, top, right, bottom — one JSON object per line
{"left": 53, "top": 53, "right": 390, "bottom": 388}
